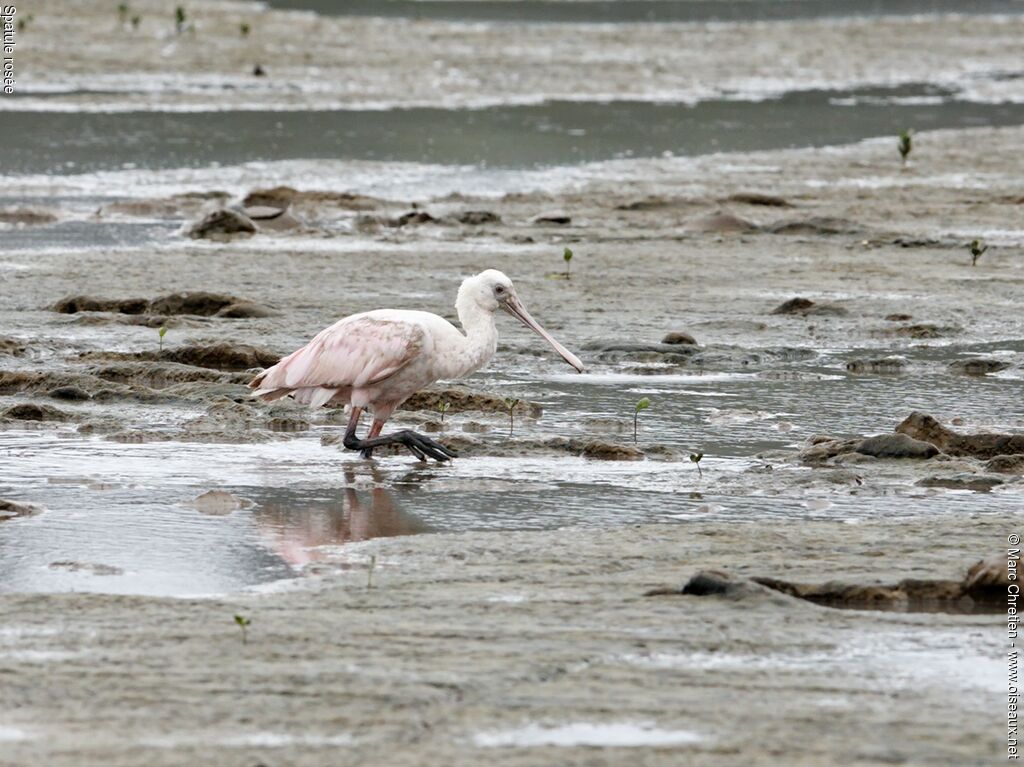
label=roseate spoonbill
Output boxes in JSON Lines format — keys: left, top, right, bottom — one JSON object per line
{"left": 250, "top": 269, "right": 585, "bottom": 461}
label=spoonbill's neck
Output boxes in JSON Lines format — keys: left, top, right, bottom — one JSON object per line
{"left": 454, "top": 299, "right": 499, "bottom": 376}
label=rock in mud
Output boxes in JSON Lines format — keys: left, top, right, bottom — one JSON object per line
{"left": 214, "top": 301, "right": 279, "bottom": 318}
{"left": 767, "top": 217, "right": 859, "bottom": 235}
{"left": 453, "top": 210, "right": 501, "bottom": 225}
{"left": 948, "top": 358, "right": 1009, "bottom": 376}
{"left": 674, "top": 571, "right": 789, "bottom": 602}
{"left": 683, "top": 211, "right": 757, "bottom": 234}
{"left": 0, "top": 336, "right": 26, "bottom": 356}
{"left": 52, "top": 296, "right": 150, "bottom": 315}
{"left": 985, "top": 454, "right": 1024, "bottom": 474}
{"left": 855, "top": 434, "right": 940, "bottom": 459}
{"left": 391, "top": 211, "right": 437, "bottom": 227}
{"left": 896, "top": 412, "right": 1024, "bottom": 459}
{"left": 891, "top": 323, "right": 957, "bottom": 339}
{"left": 148, "top": 292, "right": 246, "bottom": 317}
{"left": 581, "top": 440, "right": 644, "bottom": 461}
{"left": 185, "top": 207, "right": 257, "bottom": 240}
{"left": 661, "top": 331, "right": 698, "bottom": 346}
{"left": 963, "top": 559, "right": 1011, "bottom": 605}
{"left": 846, "top": 356, "right": 907, "bottom": 374}
{"left": 531, "top": 213, "right": 572, "bottom": 225}
{"left": 243, "top": 205, "right": 304, "bottom": 232}
{"left": 48, "top": 386, "right": 91, "bottom": 402}
{"left": 3, "top": 403, "right": 73, "bottom": 422}
{"left": 916, "top": 475, "right": 1005, "bottom": 492}
{"left": 0, "top": 208, "right": 57, "bottom": 225}
{"left": 243, "top": 186, "right": 381, "bottom": 210}
{"left": 721, "top": 192, "right": 792, "bottom": 207}
{"left": 770, "top": 297, "right": 847, "bottom": 317}
{"left": 0, "top": 499, "right": 44, "bottom": 521}
{"left": 401, "top": 388, "right": 542, "bottom": 418}
{"left": 753, "top": 575, "right": 969, "bottom": 610}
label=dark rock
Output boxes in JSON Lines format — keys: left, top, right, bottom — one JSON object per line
{"left": 454, "top": 210, "right": 501, "bottom": 225}
{"left": 892, "top": 323, "right": 956, "bottom": 339}
{"left": 661, "top": 331, "right": 698, "bottom": 346}
{"left": 148, "top": 292, "right": 242, "bottom": 317}
{"left": 52, "top": 296, "right": 150, "bottom": 315}
{"left": 0, "top": 499, "right": 44, "bottom": 521}
{"left": 531, "top": 213, "right": 572, "bottom": 225}
{"left": 0, "top": 208, "right": 57, "bottom": 225}
{"left": 683, "top": 211, "right": 757, "bottom": 234}
{"left": 985, "top": 454, "right": 1024, "bottom": 474}
{"left": 855, "top": 433, "right": 940, "bottom": 459}
{"left": 771, "top": 297, "right": 815, "bottom": 315}
{"left": 722, "top": 192, "right": 791, "bottom": 207}
{"left": 391, "top": 211, "right": 437, "bottom": 227}
{"left": 949, "top": 358, "right": 1009, "bottom": 376}
{"left": 3, "top": 403, "right": 72, "bottom": 422}
{"left": 767, "top": 217, "right": 859, "bottom": 235}
{"left": 48, "top": 386, "right": 91, "bottom": 402}
{"left": 185, "top": 207, "right": 257, "bottom": 240}
{"left": 896, "top": 411, "right": 1024, "bottom": 459}
{"left": 677, "top": 570, "right": 784, "bottom": 601}
{"left": 580, "top": 440, "right": 644, "bottom": 461}
{"left": 214, "top": 301, "right": 279, "bottom": 318}
{"left": 964, "top": 559, "right": 1011, "bottom": 605}
{"left": 917, "top": 475, "right": 1005, "bottom": 492}
{"left": 402, "top": 387, "right": 542, "bottom": 417}
{"left": 846, "top": 356, "right": 907, "bottom": 374}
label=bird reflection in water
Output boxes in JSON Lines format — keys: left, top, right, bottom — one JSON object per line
{"left": 250, "top": 466, "right": 431, "bottom": 569}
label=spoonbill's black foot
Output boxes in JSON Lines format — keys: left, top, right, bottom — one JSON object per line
{"left": 343, "top": 429, "right": 457, "bottom": 462}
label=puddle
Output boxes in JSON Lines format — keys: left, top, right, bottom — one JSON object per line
{"left": 473, "top": 721, "right": 704, "bottom": 748}
{"left": 268, "top": 0, "right": 1024, "bottom": 23}
{"left": 5, "top": 85, "right": 1024, "bottom": 176}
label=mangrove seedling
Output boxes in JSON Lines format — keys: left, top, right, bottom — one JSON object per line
{"left": 367, "top": 555, "right": 377, "bottom": 589}
{"left": 131, "top": 14, "right": 141, "bottom": 29}
{"left": 898, "top": 129, "right": 912, "bottom": 165}
{"left": 504, "top": 398, "right": 520, "bottom": 437}
{"left": 233, "top": 614, "right": 251, "bottom": 644}
{"left": 633, "top": 397, "right": 650, "bottom": 444}
{"left": 689, "top": 452, "right": 704, "bottom": 478}
{"left": 969, "top": 239, "right": 988, "bottom": 267}
{"left": 118, "top": 3, "right": 130, "bottom": 24}
{"left": 438, "top": 401, "right": 451, "bottom": 424}
{"left": 158, "top": 325, "right": 167, "bottom": 351}
{"left": 563, "top": 247, "right": 573, "bottom": 279}
{"left": 240, "top": 22, "right": 250, "bottom": 37}
{"left": 174, "top": 6, "right": 186, "bottom": 34}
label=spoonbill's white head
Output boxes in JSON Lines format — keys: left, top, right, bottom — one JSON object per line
{"left": 457, "top": 269, "right": 585, "bottom": 373}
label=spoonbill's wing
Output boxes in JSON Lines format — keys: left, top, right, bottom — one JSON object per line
{"left": 251, "top": 316, "right": 425, "bottom": 405}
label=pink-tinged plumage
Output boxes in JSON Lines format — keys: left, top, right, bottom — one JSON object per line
{"left": 250, "top": 270, "right": 584, "bottom": 461}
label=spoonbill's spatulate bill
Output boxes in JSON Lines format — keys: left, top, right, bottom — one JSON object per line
{"left": 250, "top": 270, "right": 585, "bottom": 461}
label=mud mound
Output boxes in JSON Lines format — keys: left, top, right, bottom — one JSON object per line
{"left": 242, "top": 186, "right": 382, "bottom": 210}
{"left": 402, "top": 388, "right": 543, "bottom": 417}
{"left": 52, "top": 292, "right": 271, "bottom": 319}
{"left": 683, "top": 211, "right": 758, "bottom": 233}
{"left": 896, "top": 411, "right": 1024, "bottom": 459}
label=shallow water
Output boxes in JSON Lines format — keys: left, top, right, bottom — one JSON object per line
{"left": 268, "top": 0, "right": 1024, "bottom": 23}
{"left": 4, "top": 85, "right": 1023, "bottom": 175}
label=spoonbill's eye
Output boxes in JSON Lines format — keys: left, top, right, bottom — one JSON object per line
{"left": 495, "top": 285, "right": 506, "bottom": 295}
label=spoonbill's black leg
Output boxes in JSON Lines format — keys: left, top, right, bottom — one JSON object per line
{"left": 342, "top": 408, "right": 457, "bottom": 462}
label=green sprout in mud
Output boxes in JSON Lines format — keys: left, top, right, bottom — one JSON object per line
{"left": 17, "top": 15, "right": 33, "bottom": 32}
{"left": 118, "top": 3, "right": 130, "bottom": 24}
{"left": 898, "top": 129, "right": 912, "bottom": 165}
{"left": 132, "top": 15, "right": 141, "bottom": 29}
{"left": 438, "top": 401, "right": 451, "bottom": 424}
{"left": 367, "top": 555, "right": 377, "bottom": 589}
{"left": 633, "top": 397, "right": 650, "bottom": 444}
{"left": 563, "top": 247, "right": 573, "bottom": 280}
{"left": 689, "top": 452, "right": 704, "bottom": 478}
{"left": 175, "top": 6, "right": 186, "bottom": 34}
{"left": 233, "top": 614, "right": 251, "bottom": 644}
{"left": 504, "top": 398, "right": 520, "bottom": 437}
{"left": 240, "top": 22, "right": 251, "bottom": 37}
{"left": 158, "top": 325, "right": 168, "bottom": 352}
{"left": 969, "top": 239, "right": 988, "bottom": 267}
